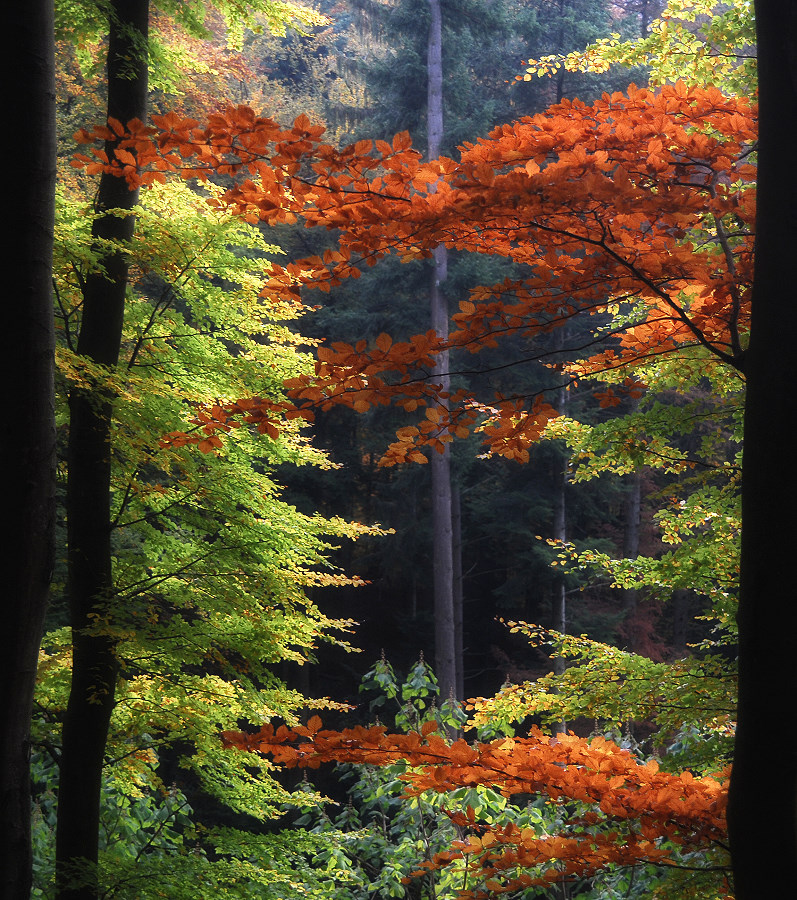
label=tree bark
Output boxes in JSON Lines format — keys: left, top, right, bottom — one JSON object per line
{"left": 55, "top": 3, "right": 149, "bottom": 897}
{"left": 427, "top": 0, "right": 457, "bottom": 703}
{"left": 430, "top": 246, "right": 456, "bottom": 702}
{"left": 1, "top": 4, "right": 56, "bottom": 897}
{"left": 452, "top": 487, "right": 465, "bottom": 701}
{"left": 621, "top": 471, "right": 641, "bottom": 648}
{"left": 727, "top": 2, "right": 797, "bottom": 894}
{"left": 551, "top": 369, "right": 568, "bottom": 735}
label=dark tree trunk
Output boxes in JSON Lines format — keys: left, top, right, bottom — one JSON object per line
{"left": 621, "top": 471, "right": 641, "bottom": 647}
{"left": 728, "top": 2, "right": 797, "bottom": 895}
{"left": 427, "top": 0, "right": 457, "bottom": 703}
{"left": 55, "top": 3, "right": 149, "bottom": 898}
{"left": 1, "top": 4, "right": 56, "bottom": 897}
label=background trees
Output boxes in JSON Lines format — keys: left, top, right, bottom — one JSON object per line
{"left": 268, "top": 0, "right": 648, "bottom": 703}
{"left": 41, "top": 3, "right": 374, "bottom": 898}
{"left": 15, "top": 0, "right": 770, "bottom": 896}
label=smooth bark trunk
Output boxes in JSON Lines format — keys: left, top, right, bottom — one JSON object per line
{"left": 427, "top": 0, "right": 457, "bottom": 703}
{"left": 1, "top": 4, "right": 56, "bottom": 897}
{"left": 56, "top": 4, "right": 149, "bottom": 897}
{"left": 430, "top": 247, "right": 456, "bottom": 703}
{"left": 551, "top": 397, "right": 567, "bottom": 735}
{"left": 452, "top": 487, "right": 464, "bottom": 701}
{"left": 728, "top": 2, "right": 797, "bottom": 894}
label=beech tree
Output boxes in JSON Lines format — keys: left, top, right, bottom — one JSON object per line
{"left": 425, "top": 0, "right": 457, "bottom": 706}
{"left": 75, "top": 70, "right": 753, "bottom": 890}
{"left": 36, "top": 175, "right": 376, "bottom": 898}
{"left": 50, "top": 3, "right": 335, "bottom": 898}
{"left": 68, "top": 0, "right": 797, "bottom": 894}
{"left": 57, "top": 7, "right": 150, "bottom": 896}
{"left": 222, "top": 714, "right": 730, "bottom": 894}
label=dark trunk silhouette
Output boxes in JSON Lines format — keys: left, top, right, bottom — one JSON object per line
{"left": 1, "top": 3, "right": 56, "bottom": 897}
{"left": 728, "top": 1, "right": 797, "bottom": 893}
{"left": 55, "top": 3, "right": 149, "bottom": 897}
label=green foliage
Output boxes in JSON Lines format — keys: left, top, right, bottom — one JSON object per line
{"left": 39, "top": 171, "right": 383, "bottom": 896}
{"left": 359, "top": 652, "right": 467, "bottom": 734}
{"left": 469, "top": 622, "right": 735, "bottom": 775}
{"left": 295, "top": 657, "right": 553, "bottom": 900}
{"left": 31, "top": 743, "right": 355, "bottom": 899}
{"left": 55, "top": 0, "right": 326, "bottom": 82}
{"left": 524, "top": 0, "right": 756, "bottom": 97}
{"left": 542, "top": 347, "right": 743, "bottom": 643}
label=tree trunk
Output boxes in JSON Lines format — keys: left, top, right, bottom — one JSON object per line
{"left": 727, "top": 2, "right": 797, "bottom": 894}
{"left": 427, "top": 0, "right": 457, "bottom": 703}
{"left": 1, "top": 4, "right": 56, "bottom": 897}
{"left": 430, "top": 247, "right": 456, "bottom": 702}
{"left": 621, "top": 471, "right": 641, "bottom": 648}
{"left": 551, "top": 390, "right": 567, "bottom": 735}
{"left": 452, "top": 487, "right": 465, "bottom": 701}
{"left": 55, "top": 4, "right": 149, "bottom": 898}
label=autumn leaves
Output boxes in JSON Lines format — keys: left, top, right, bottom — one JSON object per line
{"left": 222, "top": 717, "right": 727, "bottom": 892}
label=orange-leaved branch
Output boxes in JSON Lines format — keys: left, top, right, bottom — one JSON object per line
{"left": 75, "top": 83, "right": 755, "bottom": 462}
{"left": 222, "top": 719, "right": 728, "bottom": 893}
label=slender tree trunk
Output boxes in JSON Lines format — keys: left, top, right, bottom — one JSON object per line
{"left": 621, "top": 471, "right": 641, "bottom": 647}
{"left": 56, "top": 4, "right": 149, "bottom": 898}
{"left": 551, "top": 380, "right": 568, "bottom": 735}
{"left": 670, "top": 589, "right": 690, "bottom": 657}
{"left": 1, "top": 4, "right": 56, "bottom": 897}
{"left": 727, "top": 2, "right": 797, "bottom": 895}
{"left": 427, "top": 0, "right": 457, "bottom": 703}
{"left": 551, "top": 464, "right": 567, "bottom": 657}
{"left": 430, "top": 248, "right": 456, "bottom": 702}
{"left": 452, "top": 487, "right": 464, "bottom": 701}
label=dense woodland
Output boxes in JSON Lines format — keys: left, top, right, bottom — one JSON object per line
{"left": 5, "top": 0, "right": 793, "bottom": 898}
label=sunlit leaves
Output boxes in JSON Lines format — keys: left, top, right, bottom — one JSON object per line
{"left": 72, "top": 80, "right": 754, "bottom": 463}
{"left": 521, "top": 0, "right": 756, "bottom": 99}
{"left": 222, "top": 718, "right": 729, "bottom": 893}
{"left": 42, "top": 173, "right": 388, "bottom": 895}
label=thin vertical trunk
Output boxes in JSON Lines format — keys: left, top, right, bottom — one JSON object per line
{"left": 551, "top": 467, "right": 567, "bottom": 653}
{"left": 621, "top": 471, "right": 641, "bottom": 648}
{"left": 551, "top": 345, "right": 568, "bottom": 735}
{"left": 427, "top": 0, "right": 444, "bottom": 161}
{"left": 56, "top": 4, "right": 149, "bottom": 898}
{"left": 427, "top": 0, "right": 457, "bottom": 703}
{"left": 728, "top": 2, "right": 797, "bottom": 895}
{"left": 452, "top": 487, "right": 464, "bottom": 701}
{"left": 670, "top": 589, "right": 690, "bottom": 657}
{"left": 430, "top": 248, "right": 455, "bottom": 702}
{"left": 1, "top": 4, "right": 56, "bottom": 897}
{"left": 551, "top": 445, "right": 567, "bottom": 736}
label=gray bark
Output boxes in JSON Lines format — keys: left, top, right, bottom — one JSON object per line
{"left": 427, "top": 0, "right": 457, "bottom": 702}
{"left": 551, "top": 385, "right": 567, "bottom": 735}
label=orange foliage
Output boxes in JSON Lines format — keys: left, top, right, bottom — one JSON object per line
{"left": 73, "top": 82, "right": 755, "bottom": 463}
{"left": 69, "top": 84, "right": 749, "bottom": 890}
{"left": 222, "top": 718, "right": 729, "bottom": 893}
